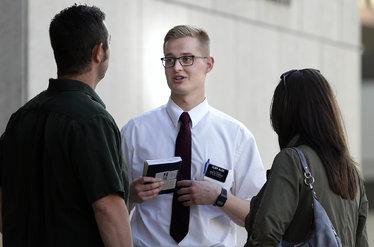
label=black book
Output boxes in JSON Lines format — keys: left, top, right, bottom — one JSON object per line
{"left": 143, "top": 156, "right": 182, "bottom": 194}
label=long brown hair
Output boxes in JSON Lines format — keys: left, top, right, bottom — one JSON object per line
{"left": 270, "top": 68, "right": 358, "bottom": 199}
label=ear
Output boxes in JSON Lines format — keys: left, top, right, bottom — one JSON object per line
{"left": 206, "top": 56, "right": 214, "bottom": 73}
{"left": 92, "top": 43, "right": 105, "bottom": 64}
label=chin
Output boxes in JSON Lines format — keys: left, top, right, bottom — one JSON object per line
{"left": 98, "top": 69, "right": 108, "bottom": 81}
{"left": 170, "top": 86, "right": 190, "bottom": 95}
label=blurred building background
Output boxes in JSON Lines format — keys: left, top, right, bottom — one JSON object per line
{"left": 0, "top": 0, "right": 372, "bottom": 245}
{"left": 361, "top": 0, "right": 374, "bottom": 244}
{"left": 361, "top": 0, "right": 374, "bottom": 212}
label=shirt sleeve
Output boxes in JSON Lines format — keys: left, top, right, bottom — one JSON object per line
{"left": 69, "top": 115, "right": 128, "bottom": 205}
{"left": 120, "top": 120, "right": 135, "bottom": 183}
{"left": 232, "top": 127, "right": 266, "bottom": 199}
{"left": 246, "top": 149, "right": 302, "bottom": 246}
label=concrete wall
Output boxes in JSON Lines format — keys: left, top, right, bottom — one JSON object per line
{"left": 362, "top": 82, "right": 374, "bottom": 178}
{"left": 24, "top": 0, "right": 362, "bottom": 170}
{"left": 0, "top": 0, "right": 27, "bottom": 134}
{"left": 0, "top": 0, "right": 362, "bottom": 245}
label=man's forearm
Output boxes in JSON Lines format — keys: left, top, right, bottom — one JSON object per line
{"left": 175, "top": 179, "right": 250, "bottom": 226}
{"left": 93, "top": 194, "right": 133, "bottom": 247}
{"left": 221, "top": 193, "right": 250, "bottom": 226}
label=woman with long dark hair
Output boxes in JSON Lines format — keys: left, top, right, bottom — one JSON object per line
{"left": 245, "top": 69, "right": 368, "bottom": 246}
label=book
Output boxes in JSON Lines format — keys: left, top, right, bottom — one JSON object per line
{"left": 143, "top": 156, "right": 182, "bottom": 194}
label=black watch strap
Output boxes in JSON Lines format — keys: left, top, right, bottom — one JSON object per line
{"left": 213, "top": 187, "right": 227, "bottom": 207}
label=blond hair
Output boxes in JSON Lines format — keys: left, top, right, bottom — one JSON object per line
{"left": 163, "top": 25, "right": 210, "bottom": 55}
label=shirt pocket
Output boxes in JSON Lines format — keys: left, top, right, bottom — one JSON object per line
{"left": 204, "top": 169, "right": 234, "bottom": 191}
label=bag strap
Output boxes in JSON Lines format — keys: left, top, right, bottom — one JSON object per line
{"left": 293, "top": 147, "right": 341, "bottom": 241}
{"left": 293, "top": 147, "right": 317, "bottom": 197}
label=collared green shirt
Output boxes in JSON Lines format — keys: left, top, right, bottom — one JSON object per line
{"left": 245, "top": 137, "right": 368, "bottom": 247}
{"left": 0, "top": 79, "right": 129, "bottom": 247}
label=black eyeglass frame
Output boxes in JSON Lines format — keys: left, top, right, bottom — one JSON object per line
{"left": 160, "top": 55, "right": 207, "bottom": 68}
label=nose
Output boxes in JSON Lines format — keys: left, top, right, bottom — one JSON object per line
{"left": 173, "top": 60, "right": 183, "bottom": 71}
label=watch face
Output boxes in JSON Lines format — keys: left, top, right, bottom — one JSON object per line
{"left": 214, "top": 188, "right": 228, "bottom": 207}
{"left": 216, "top": 199, "right": 225, "bottom": 207}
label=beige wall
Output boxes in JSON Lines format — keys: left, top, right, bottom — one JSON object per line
{"left": 27, "top": 0, "right": 361, "bottom": 169}
{"left": 0, "top": 0, "right": 27, "bottom": 135}
{"left": 1, "top": 0, "right": 361, "bottom": 245}
{"left": 362, "top": 82, "right": 374, "bottom": 178}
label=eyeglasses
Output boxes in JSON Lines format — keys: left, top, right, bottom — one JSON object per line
{"left": 160, "top": 55, "right": 207, "bottom": 68}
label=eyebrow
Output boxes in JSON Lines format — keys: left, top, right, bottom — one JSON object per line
{"left": 164, "top": 52, "right": 194, "bottom": 57}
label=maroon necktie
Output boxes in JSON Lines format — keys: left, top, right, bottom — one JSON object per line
{"left": 170, "top": 112, "right": 191, "bottom": 243}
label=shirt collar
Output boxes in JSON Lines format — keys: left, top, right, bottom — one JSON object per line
{"left": 47, "top": 78, "right": 106, "bottom": 108}
{"left": 166, "top": 98, "right": 209, "bottom": 128}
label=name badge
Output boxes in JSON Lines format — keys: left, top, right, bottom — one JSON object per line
{"left": 204, "top": 164, "right": 228, "bottom": 183}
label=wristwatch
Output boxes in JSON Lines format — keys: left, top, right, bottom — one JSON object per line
{"left": 213, "top": 187, "right": 227, "bottom": 207}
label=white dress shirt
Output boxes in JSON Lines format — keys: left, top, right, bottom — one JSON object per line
{"left": 121, "top": 98, "right": 266, "bottom": 247}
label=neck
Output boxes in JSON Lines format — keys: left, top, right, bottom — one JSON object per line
{"left": 60, "top": 72, "right": 98, "bottom": 89}
{"left": 171, "top": 93, "right": 205, "bottom": 111}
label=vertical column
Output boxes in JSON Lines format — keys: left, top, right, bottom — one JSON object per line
{"left": 0, "top": 0, "right": 28, "bottom": 134}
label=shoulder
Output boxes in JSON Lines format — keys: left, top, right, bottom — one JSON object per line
{"left": 63, "top": 92, "right": 110, "bottom": 120}
{"left": 208, "top": 106, "right": 254, "bottom": 138}
{"left": 271, "top": 148, "right": 303, "bottom": 177}
{"left": 27, "top": 90, "right": 114, "bottom": 124}
{"left": 271, "top": 146, "right": 322, "bottom": 183}
{"left": 121, "top": 105, "right": 166, "bottom": 134}
{"left": 11, "top": 91, "right": 47, "bottom": 117}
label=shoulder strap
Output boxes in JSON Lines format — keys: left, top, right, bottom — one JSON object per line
{"left": 293, "top": 147, "right": 316, "bottom": 193}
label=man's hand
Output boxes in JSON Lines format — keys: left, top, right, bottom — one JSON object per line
{"left": 176, "top": 180, "right": 221, "bottom": 206}
{"left": 130, "top": 177, "right": 164, "bottom": 204}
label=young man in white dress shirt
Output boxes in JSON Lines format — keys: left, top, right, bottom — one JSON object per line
{"left": 121, "top": 25, "right": 266, "bottom": 246}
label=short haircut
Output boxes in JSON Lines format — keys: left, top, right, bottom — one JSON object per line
{"left": 163, "top": 25, "right": 210, "bottom": 55}
{"left": 49, "top": 4, "right": 108, "bottom": 77}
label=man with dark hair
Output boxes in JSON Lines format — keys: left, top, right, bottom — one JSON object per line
{"left": 0, "top": 4, "right": 132, "bottom": 246}
{"left": 49, "top": 4, "right": 110, "bottom": 79}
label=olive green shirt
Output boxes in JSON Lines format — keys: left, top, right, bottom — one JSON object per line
{"left": 245, "top": 140, "right": 368, "bottom": 246}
